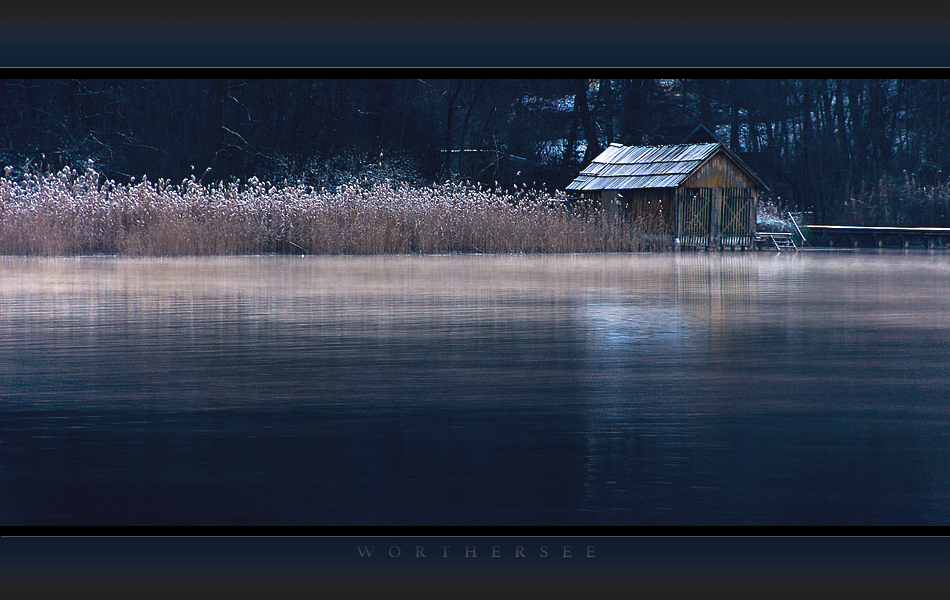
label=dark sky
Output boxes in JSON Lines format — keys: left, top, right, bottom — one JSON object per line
{"left": 3, "top": 5, "right": 950, "bottom": 66}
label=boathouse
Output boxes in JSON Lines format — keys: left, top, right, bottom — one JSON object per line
{"left": 567, "top": 141, "right": 769, "bottom": 249}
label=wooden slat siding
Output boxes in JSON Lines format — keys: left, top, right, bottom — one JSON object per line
{"left": 600, "top": 190, "right": 624, "bottom": 221}
{"left": 677, "top": 188, "right": 713, "bottom": 248}
{"left": 680, "top": 152, "right": 758, "bottom": 190}
{"left": 622, "top": 189, "right": 674, "bottom": 231}
{"left": 721, "top": 188, "right": 755, "bottom": 247}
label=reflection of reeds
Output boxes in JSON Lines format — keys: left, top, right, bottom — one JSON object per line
{"left": 1, "top": 166, "right": 669, "bottom": 256}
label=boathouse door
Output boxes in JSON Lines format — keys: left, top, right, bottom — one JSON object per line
{"left": 676, "top": 188, "right": 713, "bottom": 248}
{"left": 721, "top": 188, "right": 755, "bottom": 248}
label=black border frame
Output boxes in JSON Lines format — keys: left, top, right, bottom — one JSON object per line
{"left": 3, "top": 6, "right": 949, "bottom": 595}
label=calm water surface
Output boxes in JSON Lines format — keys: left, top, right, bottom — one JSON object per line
{"left": 2, "top": 252, "right": 949, "bottom": 525}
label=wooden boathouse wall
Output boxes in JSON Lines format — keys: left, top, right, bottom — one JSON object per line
{"left": 595, "top": 188, "right": 676, "bottom": 227}
{"left": 677, "top": 152, "right": 760, "bottom": 249}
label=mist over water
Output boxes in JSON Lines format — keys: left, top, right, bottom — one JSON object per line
{"left": 2, "top": 252, "right": 949, "bottom": 525}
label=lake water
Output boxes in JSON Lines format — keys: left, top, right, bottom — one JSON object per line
{"left": 2, "top": 251, "right": 949, "bottom": 525}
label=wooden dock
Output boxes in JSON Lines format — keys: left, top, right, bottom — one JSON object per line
{"left": 807, "top": 225, "right": 950, "bottom": 249}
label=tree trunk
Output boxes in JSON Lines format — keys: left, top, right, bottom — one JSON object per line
{"left": 729, "top": 80, "right": 741, "bottom": 152}
{"left": 443, "top": 79, "right": 463, "bottom": 178}
{"left": 577, "top": 79, "right": 601, "bottom": 163}
{"left": 561, "top": 98, "right": 580, "bottom": 183}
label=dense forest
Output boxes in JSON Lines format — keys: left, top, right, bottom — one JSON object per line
{"left": 2, "top": 78, "right": 950, "bottom": 226}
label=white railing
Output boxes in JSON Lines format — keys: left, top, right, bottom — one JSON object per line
{"left": 788, "top": 212, "right": 807, "bottom": 246}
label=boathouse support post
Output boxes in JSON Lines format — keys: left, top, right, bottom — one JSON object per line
{"left": 710, "top": 188, "right": 722, "bottom": 249}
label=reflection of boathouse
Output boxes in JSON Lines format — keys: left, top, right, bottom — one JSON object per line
{"left": 567, "top": 142, "right": 769, "bottom": 250}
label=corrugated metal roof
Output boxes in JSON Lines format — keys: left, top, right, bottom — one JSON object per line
{"left": 566, "top": 142, "right": 722, "bottom": 191}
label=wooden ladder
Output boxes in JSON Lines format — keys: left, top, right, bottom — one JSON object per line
{"left": 768, "top": 232, "right": 798, "bottom": 252}
{"left": 755, "top": 232, "right": 798, "bottom": 252}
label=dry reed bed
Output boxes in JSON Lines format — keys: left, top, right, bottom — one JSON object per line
{"left": 0, "top": 166, "right": 667, "bottom": 256}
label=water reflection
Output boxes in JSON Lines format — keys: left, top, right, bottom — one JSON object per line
{"left": 2, "top": 253, "right": 950, "bottom": 524}
{"left": 576, "top": 252, "right": 950, "bottom": 524}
